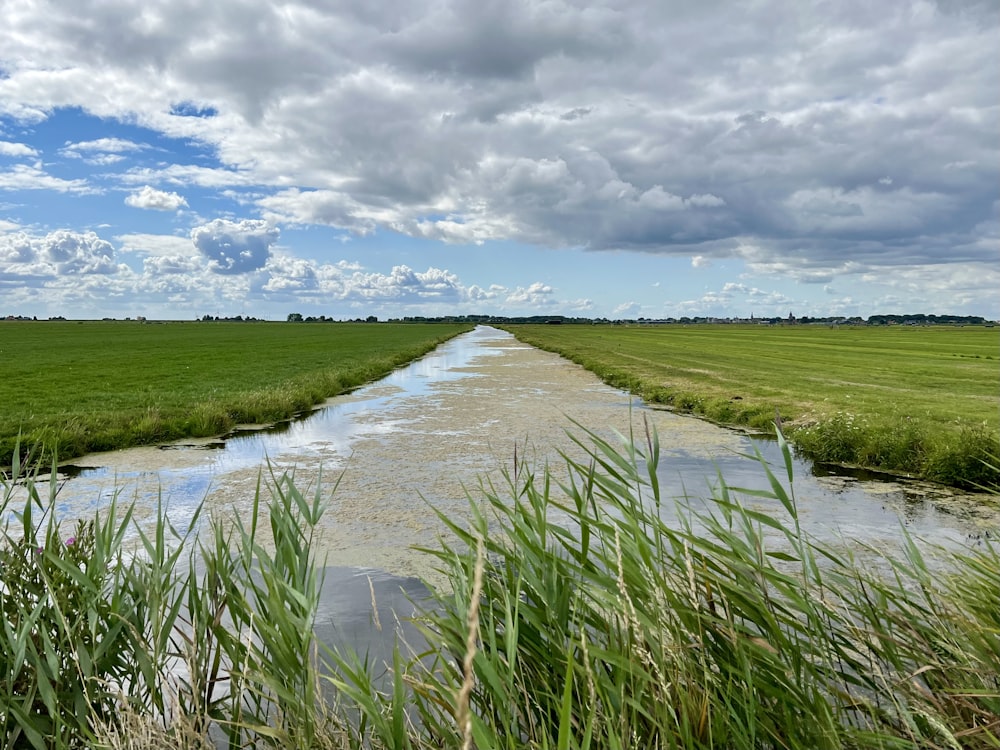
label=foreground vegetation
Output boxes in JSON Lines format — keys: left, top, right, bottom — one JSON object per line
{"left": 2, "top": 425, "right": 998, "bottom": 749}
{"left": 502, "top": 324, "right": 1000, "bottom": 489}
{"left": 0, "top": 321, "right": 470, "bottom": 466}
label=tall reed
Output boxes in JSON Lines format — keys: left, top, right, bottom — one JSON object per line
{"left": 2, "top": 424, "right": 998, "bottom": 748}
{"left": 397, "top": 420, "right": 1000, "bottom": 749}
{"left": 0, "top": 442, "right": 332, "bottom": 749}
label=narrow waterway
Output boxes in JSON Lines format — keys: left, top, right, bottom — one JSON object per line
{"left": 39, "top": 326, "right": 997, "bottom": 578}
{"left": 12, "top": 325, "right": 997, "bottom": 656}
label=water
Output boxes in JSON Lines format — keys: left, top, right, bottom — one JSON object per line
{"left": 13, "top": 325, "right": 998, "bottom": 651}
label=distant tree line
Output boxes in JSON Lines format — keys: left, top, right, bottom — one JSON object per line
{"left": 4, "top": 312, "right": 992, "bottom": 326}
{"left": 375, "top": 313, "right": 994, "bottom": 326}
{"left": 286, "top": 313, "right": 378, "bottom": 323}
{"left": 866, "top": 313, "right": 989, "bottom": 326}
{"left": 198, "top": 314, "right": 266, "bottom": 322}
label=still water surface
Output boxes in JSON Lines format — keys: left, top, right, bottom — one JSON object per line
{"left": 36, "top": 326, "right": 997, "bottom": 584}
{"left": 24, "top": 325, "right": 998, "bottom": 654}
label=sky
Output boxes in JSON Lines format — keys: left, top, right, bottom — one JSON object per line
{"left": 0, "top": 0, "right": 997, "bottom": 321}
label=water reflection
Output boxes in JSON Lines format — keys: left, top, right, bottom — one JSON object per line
{"left": 37, "top": 325, "right": 997, "bottom": 562}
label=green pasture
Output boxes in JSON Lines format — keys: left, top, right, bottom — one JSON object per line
{"left": 0, "top": 321, "right": 470, "bottom": 465}
{"left": 503, "top": 324, "right": 1000, "bottom": 488}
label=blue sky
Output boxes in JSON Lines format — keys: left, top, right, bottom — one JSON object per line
{"left": 1, "top": 0, "right": 997, "bottom": 321}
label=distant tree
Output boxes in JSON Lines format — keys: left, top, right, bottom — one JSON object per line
{"left": 287, "top": 313, "right": 303, "bottom": 322}
{"left": 366, "top": 315, "right": 378, "bottom": 323}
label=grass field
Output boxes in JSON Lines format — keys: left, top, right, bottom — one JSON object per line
{"left": 502, "top": 323, "right": 999, "bottom": 488}
{"left": 0, "top": 321, "right": 471, "bottom": 465}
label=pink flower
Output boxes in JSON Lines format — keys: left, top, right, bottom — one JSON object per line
{"left": 65, "top": 537, "right": 75, "bottom": 546}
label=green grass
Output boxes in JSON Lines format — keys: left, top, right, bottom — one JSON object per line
{"left": 0, "top": 321, "right": 470, "bottom": 465}
{"left": 501, "top": 324, "right": 1000, "bottom": 488}
{"left": 3, "top": 423, "right": 998, "bottom": 749}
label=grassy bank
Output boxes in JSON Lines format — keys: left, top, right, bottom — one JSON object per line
{"left": 2, "top": 425, "right": 997, "bottom": 748}
{"left": 0, "top": 321, "right": 470, "bottom": 465}
{"left": 501, "top": 324, "right": 999, "bottom": 489}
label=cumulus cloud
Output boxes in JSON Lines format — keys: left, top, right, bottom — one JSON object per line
{"left": 257, "top": 189, "right": 377, "bottom": 235}
{"left": 0, "top": 141, "right": 38, "bottom": 158}
{"left": 672, "top": 281, "right": 794, "bottom": 318}
{"left": 260, "top": 254, "right": 320, "bottom": 293}
{"left": 191, "top": 219, "right": 278, "bottom": 274}
{"left": 143, "top": 254, "right": 203, "bottom": 276}
{"left": 0, "top": 0, "right": 996, "bottom": 315}
{"left": 467, "top": 283, "right": 505, "bottom": 301}
{"left": 342, "top": 264, "right": 465, "bottom": 304}
{"left": 0, "top": 230, "right": 118, "bottom": 275}
{"left": 125, "top": 185, "right": 188, "bottom": 211}
{"left": 506, "top": 282, "right": 556, "bottom": 306}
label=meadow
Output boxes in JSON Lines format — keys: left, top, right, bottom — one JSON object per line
{"left": 0, "top": 321, "right": 471, "bottom": 466}
{"left": 501, "top": 324, "right": 1000, "bottom": 489}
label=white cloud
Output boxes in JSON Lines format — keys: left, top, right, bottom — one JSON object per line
{"left": 260, "top": 254, "right": 320, "bottom": 293}
{"left": 62, "top": 137, "right": 144, "bottom": 155}
{"left": 858, "top": 262, "right": 1000, "bottom": 313}
{"left": 143, "top": 254, "right": 203, "bottom": 276}
{"left": 467, "top": 283, "right": 505, "bottom": 301}
{"left": 5, "top": 0, "right": 990, "bottom": 266}
{"left": 257, "top": 189, "right": 378, "bottom": 235}
{"left": 116, "top": 232, "right": 197, "bottom": 257}
{"left": 0, "top": 0, "right": 997, "bottom": 316}
{"left": 122, "top": 164, "right": 256, "bottom": 189}
{"left": 0, "top": 164, "right": 95, "bottom": 194}
{"left": 340, "top": 264, "right": 465, "bottom": 304}
{"left": 506, "top": 282, "right": 555, "bottom": 306}
{"left": 637, "top": 186, "right": 685, "bottom": 211}
{"left": 125, "top": 185, "right": 188, "bottom": 211}
{"left": 85, "top": 153, "right": 127, "bottom": 166}
{"left": 613, "top": 301, "right": 641, "bottom": 317}
{"left": 191, "top": 218, "right": 278, "bottom": 275}
{"left": 0, "top": 230, "right": 118, "bottom": 276}
{"left": 0, "top": 141, "right": 38, "bottom": 158}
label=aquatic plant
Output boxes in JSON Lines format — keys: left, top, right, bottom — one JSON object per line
{"left": 0, "top": 440, "right": 331, "bottom": 749}
{"left": 1, "top": 424, "right": 998, "bottom": 748}
{"left": 396, "top": 420, "right": 1000, "bottom": 748}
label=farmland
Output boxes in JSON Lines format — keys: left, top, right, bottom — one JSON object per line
{"left": 0, "top": 320, "right": 471, "bottom": 465}
{"left": 502, "top": 323, "right": 999, "bottom": 488}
